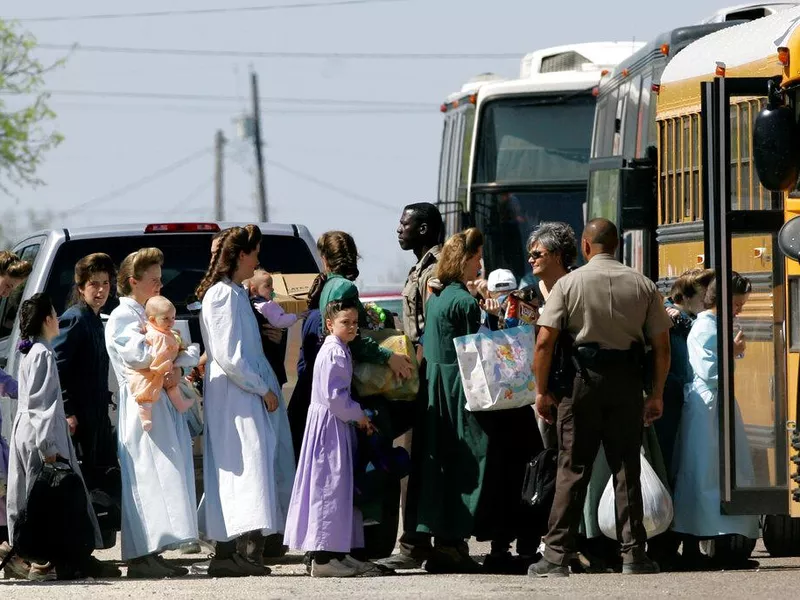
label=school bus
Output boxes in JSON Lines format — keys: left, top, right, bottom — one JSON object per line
{"left": 587, "top": 21, "right": 750, "bottom": 278}
{"left": 652, "top": 6, "right": 800, "bottom": 555}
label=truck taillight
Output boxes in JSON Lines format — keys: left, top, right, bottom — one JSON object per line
{"left": 144, "top": 223, "right": 221, "bottom": 233}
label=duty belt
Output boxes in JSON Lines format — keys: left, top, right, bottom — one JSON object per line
{"left": 573, "top": 343, "right": 645, "bottom": 370}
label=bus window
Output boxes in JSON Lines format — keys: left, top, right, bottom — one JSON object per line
{"left": 438, "top": 116, "right": 453, "bottom": 203}
{"left": 612, "top": 81, "right": 629, "bottom": 156}
{"left": 591, "top": 94, "right": 609, "bottom": 158}
{"left": 691, "top": 114, "right": 700, "bottom": 219}
{"left": 457, "top": 109, "right": 475, "bottom": 210}
{"left": 623, "top": 75, "right": 642, "bottom": 156}
{"left": 636, "top": 75, "right": 652, "bottom": 159}
{"left": 474, "top": 94, "right": 596, "bottom": 184}
{"left": 730, "top": 105, "right": 740, "bottom": 210}
{"left": 587, "top": 169, "right": 620, "bottom": 221}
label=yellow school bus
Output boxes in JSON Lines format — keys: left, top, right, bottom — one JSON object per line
{"left": 653, "top": 6, "right": 800, "bottom": 555}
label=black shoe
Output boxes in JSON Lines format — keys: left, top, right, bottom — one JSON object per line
{"left": 425, "top": 545, "right": 481, "bottom": 574}
{"left": 127, "top": 555, "right": 174, "bottom": 579}
{"left": 622, "top": 557, "right": 660, "bottom": 575}
{"left": 375, "top": 553, "right": 425, "bottom": 570}
{"left": 528, "top": 557, "right": 569, "bottom": 578}
{"left": 81, "top": 555, "right": 122, "bottom": 578}
{"left": 483, "top": 551, "right": 537, "bottom": 575}
{"left": 154, "top": 555, "right": 189, "bottom": 576}
{"left": 208, "top": 553, "right": 270, "bottom": 578}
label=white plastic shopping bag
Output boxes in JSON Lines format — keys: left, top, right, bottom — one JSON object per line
{"left": 453, "top": 325, "right": 536, "bottom": 412}
{"left": 598, "top": 452, "right": 673, "bottom": 540}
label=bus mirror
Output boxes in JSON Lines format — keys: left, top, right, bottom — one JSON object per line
{"left": 619, "top": 163, "right": 656, "bottom": 230}
{"left": 778, "top": 216, "right": 800, "bottom": 262}
{"left": 753, "top": 104, "right": 800, "bottom": 191}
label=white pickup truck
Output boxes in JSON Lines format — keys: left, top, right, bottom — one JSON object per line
{"left": 0, "top": 221, "right": 322, "bottom": 442}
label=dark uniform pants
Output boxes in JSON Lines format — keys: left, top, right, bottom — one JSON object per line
{"left": 543, "top": 359, "right": 647, "bottom": 566}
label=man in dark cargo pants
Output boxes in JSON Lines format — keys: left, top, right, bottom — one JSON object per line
{"left": 528, "top": 218, "right": 672, "bottom": 577}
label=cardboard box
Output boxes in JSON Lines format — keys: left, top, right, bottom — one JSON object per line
{"left": 272, "top": 272, "right": 319, "bottom": 315}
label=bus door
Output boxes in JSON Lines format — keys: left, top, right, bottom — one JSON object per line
{"left": 702, "top": 76, "right": 788, "bottom": 516}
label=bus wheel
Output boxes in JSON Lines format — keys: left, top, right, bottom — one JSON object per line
{"left": 700, "top": 534, "right": 757, "bottom": 563}
{"left": 762, "top": 515, "right": 800, "bottom": 557}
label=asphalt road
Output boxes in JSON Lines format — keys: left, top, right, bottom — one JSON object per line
{"left": 2, "top": 539, "right": 799, "bottom": 599}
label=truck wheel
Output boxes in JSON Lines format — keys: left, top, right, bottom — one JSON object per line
{"left": 763, "top": 514, "right": 800, "bottom": 557}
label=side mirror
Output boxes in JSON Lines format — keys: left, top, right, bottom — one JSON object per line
{"left": 619, "top": 160, "right": 656, "bottom": 230}
{"left": 753, "top": 101, "right": 800, "bottom": 191}
{"left": 778, "top": 216, "right": 800, "bottom": 262}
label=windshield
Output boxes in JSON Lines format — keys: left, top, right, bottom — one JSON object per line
{"left": 473, "top": 189, "right": 586, "bottom": 286}
{"left": 44, "top": 233, "right": 319, "bottom": 317}
{"left": 475, "top": 94, "right": 596, "bottom": 184}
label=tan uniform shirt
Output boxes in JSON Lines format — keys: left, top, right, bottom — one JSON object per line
{"left": 537, "top": 253, "right": 672, "bottom": 349}
{"left": 401, "top": 245, "right": 441, "bottom": 344}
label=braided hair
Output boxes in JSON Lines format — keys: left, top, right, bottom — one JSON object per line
{"left": 18, "top": 293, "right": 55, "bottom": 354}
{"left": 307, "top": 231, "right": 360, "bottom": 309}
{"left": 195, "top": 225, "right": 261, "bottom": 300}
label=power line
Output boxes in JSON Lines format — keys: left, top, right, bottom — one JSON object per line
{"left": 166, "top": 176, "right": 216, "bottom": 213}
{"left": 227, "top": 149, "right": 397, "bottom": 213}
{"left": 64, "top": 147, "right": 211, "bottom": 214}
{"left": 49, "top": 100, "right": 432, "bottom": 115}
{"left": 13, "top": 0, "right": 406, "bottom": 22}
{"left": 38, "top": 43, "right": 523, "bottom": 61}
{"left": 7, "top": 89, "right": 432, "bottom": 108}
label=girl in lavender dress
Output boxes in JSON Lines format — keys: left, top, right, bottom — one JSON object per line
{"left": 284, "top": 298, "right": 380, "bottom": 578}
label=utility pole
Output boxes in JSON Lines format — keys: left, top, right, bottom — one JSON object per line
{"left": 250, "top": 70, "right": 268, "bottom": 222}
{"left": 214, "top": 129, "right": 226, "bottom": 221}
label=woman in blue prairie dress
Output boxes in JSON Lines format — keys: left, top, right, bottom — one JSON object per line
{"left": 197, "top": 225, "right": 295, "bottom": 577}
{"left": 672, "top": 277, "right": 759, "bottom": 542}
{"left": 105, "top": 248, "right": 199, "bottom": 578}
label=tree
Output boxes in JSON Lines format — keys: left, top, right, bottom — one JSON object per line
{"left": 0, "top": 19, "right": 66, "bottom": 193}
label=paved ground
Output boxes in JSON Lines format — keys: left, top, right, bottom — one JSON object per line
{"left": 2, "top": 539, "right": 800, "bottom": 599}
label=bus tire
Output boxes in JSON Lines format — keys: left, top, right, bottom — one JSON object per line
{"left": 700, "top": 534, "right": 757, "bottom": 563}
{"left": 762, "top": 514, "right": 800, "bottom": 557}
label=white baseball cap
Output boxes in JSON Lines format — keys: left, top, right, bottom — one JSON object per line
{"left": 487, "top": 268, "right": 518, "bottom": 293}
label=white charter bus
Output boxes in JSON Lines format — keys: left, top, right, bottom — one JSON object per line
{"left": 437, "top": 42, "right": 643, "bottom": 283}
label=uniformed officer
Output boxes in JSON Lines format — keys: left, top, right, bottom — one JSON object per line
{"left": 377, "top": 202, "right": 444, "bottom": 571}
{"left": 528, "top": 218, "right": 672, "bottom": 577}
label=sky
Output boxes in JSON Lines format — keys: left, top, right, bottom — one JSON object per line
{"left": 0, "top": 0, "right": 760, "bottom": 286}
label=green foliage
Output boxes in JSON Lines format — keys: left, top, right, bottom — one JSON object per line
{"left": 0, "top": 19, "right": 66, "bottom": 192}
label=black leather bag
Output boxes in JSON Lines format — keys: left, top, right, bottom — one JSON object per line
{"left": 10, "top": 459, "right": 96, "bottom": 564}
{"left": 521, "top": 447, "right": 558, "bottom": 512}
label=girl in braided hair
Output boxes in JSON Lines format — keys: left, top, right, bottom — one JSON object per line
{"left": 197, "top": 224, "right": 295, "bottom": 578}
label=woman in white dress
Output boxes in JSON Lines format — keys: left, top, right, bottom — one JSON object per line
{"left": 105, "top": 248, "right": 199, "bottom": 579}
{"left": 196, "top": 225, "right": 295, "bottom": 578}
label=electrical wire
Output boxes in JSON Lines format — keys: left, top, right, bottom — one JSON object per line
{"left": 48, "top": 100, "right": 432, "bottom": 115}
{"left": 13, "top": 0, "right": 407, "bottom": 22}
{"left": 62, "top": 147, "right": 212, "bottom": 214}
{"left": 8, "top": 89, "right": 432, "bottom": 108}
{"left": 227, "top": 149, "right": 397, "bottom": 213}
{"left": 37, "top": 43, "right": 523, "bottom": 61}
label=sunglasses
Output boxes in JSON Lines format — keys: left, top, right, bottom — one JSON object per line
{"left": 528, "top": 250, "right": 546, "bottom": 260}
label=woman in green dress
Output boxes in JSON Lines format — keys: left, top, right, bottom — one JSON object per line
{"left": 408, "top": 227, "right": 486, "bottom": 574}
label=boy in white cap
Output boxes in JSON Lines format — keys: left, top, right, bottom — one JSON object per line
{"left": 486, "top": 268, "right": 520, "bottom": 329}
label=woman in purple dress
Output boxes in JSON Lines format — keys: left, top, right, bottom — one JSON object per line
{"left": 283, "top": 298, "right": 379, "bottom": 578}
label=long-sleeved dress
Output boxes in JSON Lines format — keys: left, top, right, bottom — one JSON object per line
{"left": 53, "top": 303, "right": 117, "bottom": 492}
{"left": 671, "top": 310, "right": 759, "bottom": 539}
{"left": 7, "top": 341, "right": 101, "bottom": 548}
{"left": 284, "top": 335, "right": 365, "bottom": 552}
{"left": 105, "top": 297, "right": 199, "bottom": 560}
{"left": 408, "top": 281, "right": 488, "bottom": 540}
{"left": 199, "top": 279, "right": 295, "bottom": 542}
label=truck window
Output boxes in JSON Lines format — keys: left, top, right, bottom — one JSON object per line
{"left": 0, "top": 242, "right": 43, "bottom": 341}
{"left": 44, "top": 233, "right": 319, "bottom": 317}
